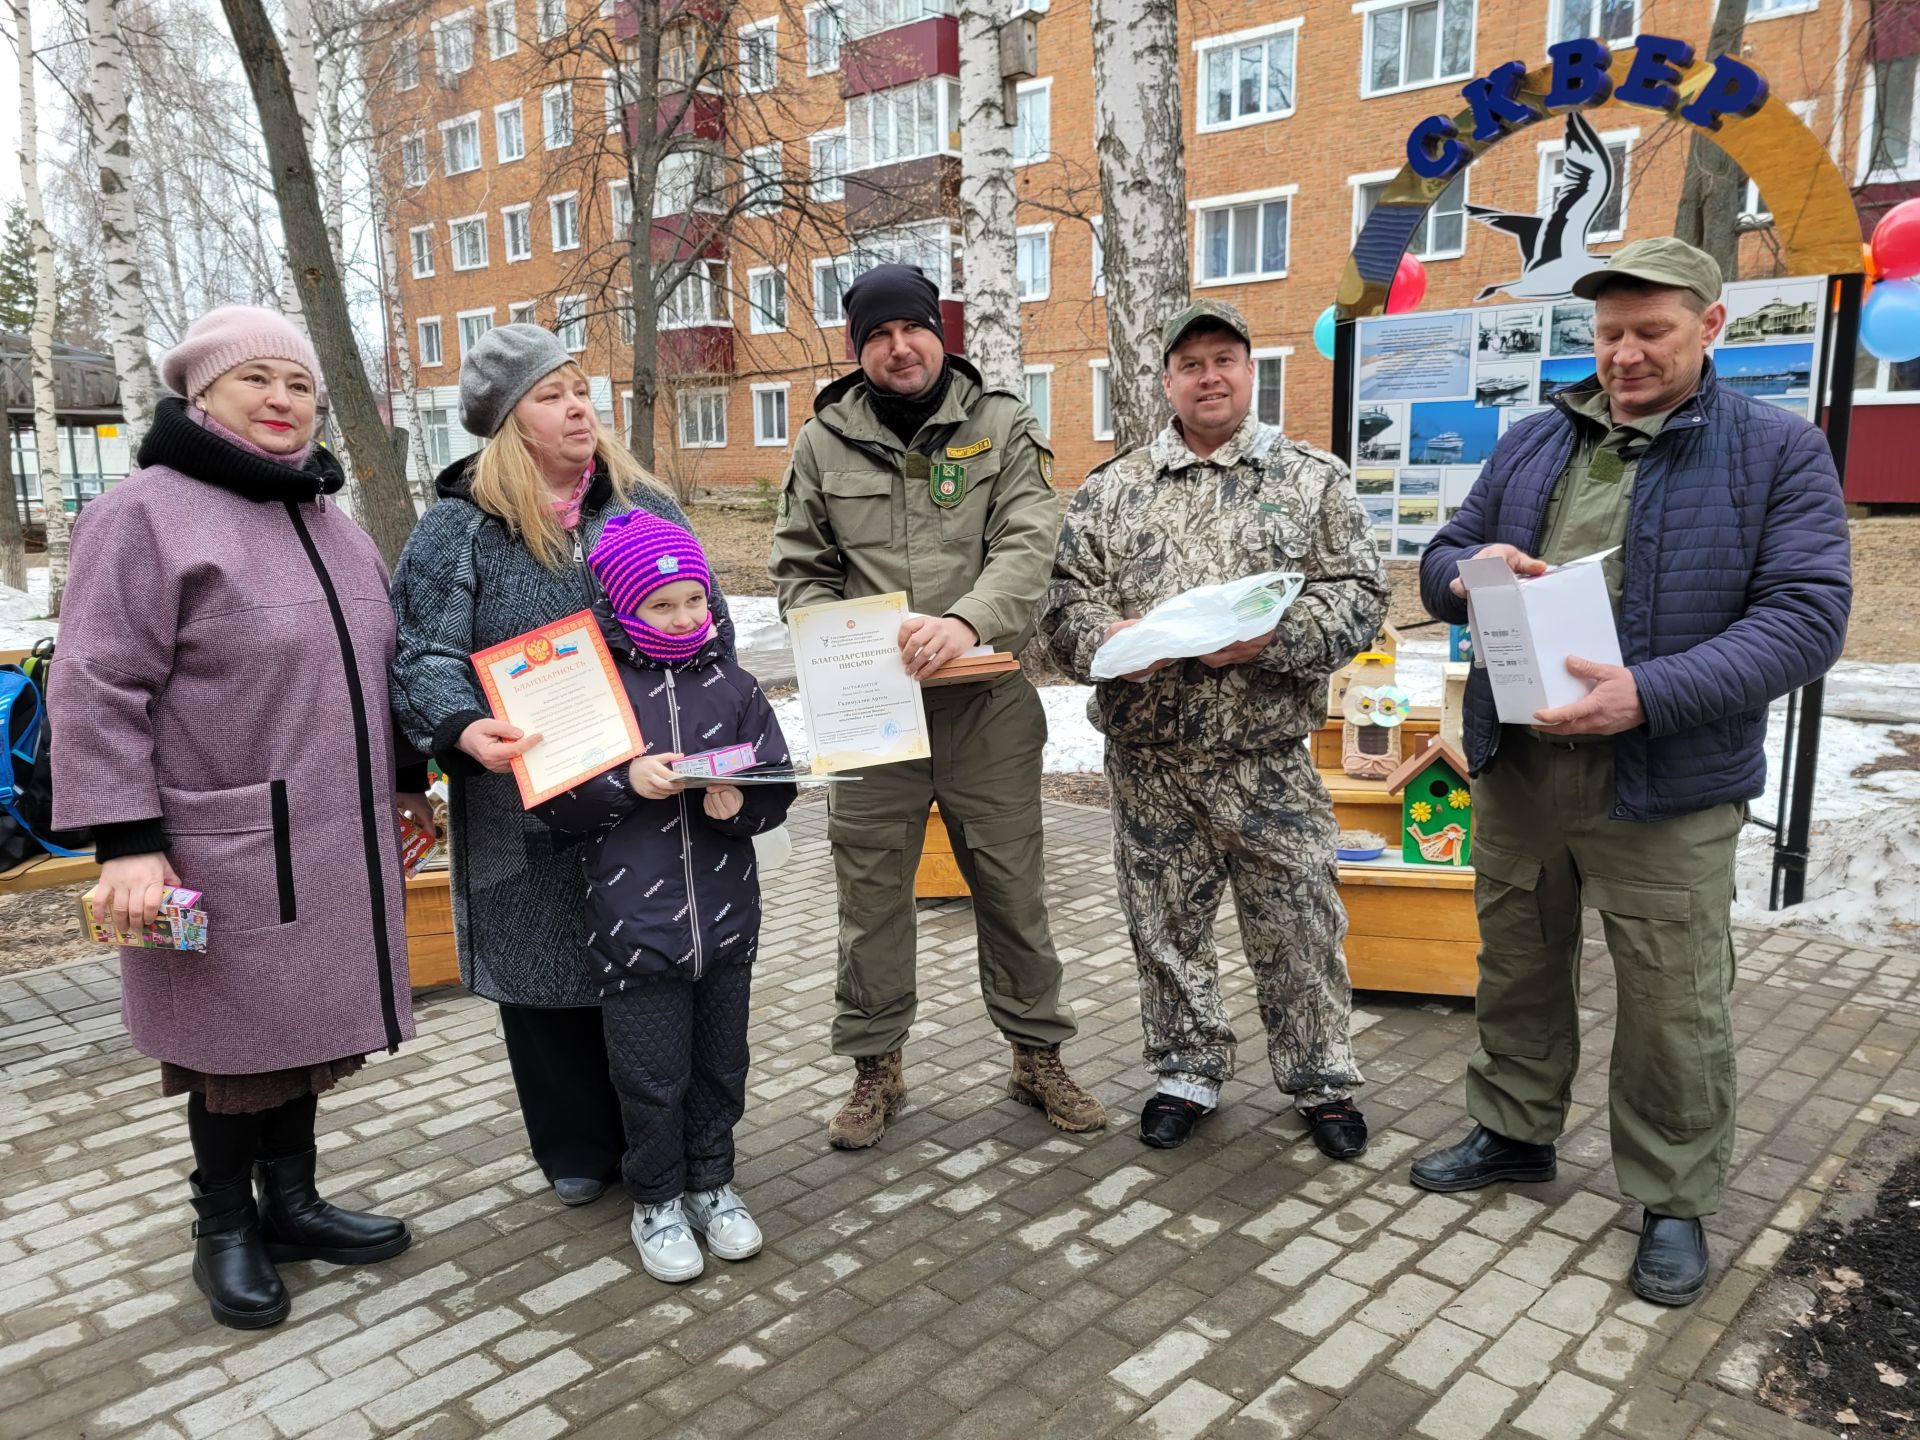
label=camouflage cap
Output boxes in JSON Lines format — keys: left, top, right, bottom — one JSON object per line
{"left": 1571, "top": 237, "right": 1724, "bottom": 304}
{"left": 1161, "top": 299, "right": 1253, "bottom": 360}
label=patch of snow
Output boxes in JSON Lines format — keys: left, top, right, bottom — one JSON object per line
{"left": 0, "top": 567, "right": 54, "bottom": 651}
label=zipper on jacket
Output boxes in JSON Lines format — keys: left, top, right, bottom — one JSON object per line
{"left": 284, "top": 501, "right": 405, "bottom": 1051}
{"left": 662, "top": 669, "right": 705, "bottom": 979}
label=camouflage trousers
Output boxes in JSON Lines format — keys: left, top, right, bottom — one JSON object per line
{"left": 1106, "top": 741, "right": 1362, "bottom": 1112}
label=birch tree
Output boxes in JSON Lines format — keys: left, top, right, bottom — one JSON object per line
{"left": 957, "top": 0, "right": 1021, "bottom": 391}
{"left": 18, "top": 0, "right": 71, "bottom": 612}
{"left": 86, "top": 0, "right": 163, "bottom": 448}
{"left": 1090, "top": 0, "right": 1187, "bottom": 453}
{"left": 1673, "top": 0, "right": 1748, "bottom": 279}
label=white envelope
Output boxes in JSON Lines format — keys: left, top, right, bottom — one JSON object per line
{"left": 1457, "top": 548, "right": 1624, "bottom": 724}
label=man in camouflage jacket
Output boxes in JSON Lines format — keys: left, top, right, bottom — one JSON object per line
{"left": 1041, "top": 299, "right": 1390, "bottom": 1158}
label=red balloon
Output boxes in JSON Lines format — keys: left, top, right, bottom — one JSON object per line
{"left": 1386, "top": 254, "right": 1428, "bottom": 314}
{"left": 1872, "top": 198, "right": 1920, "bottom": 281}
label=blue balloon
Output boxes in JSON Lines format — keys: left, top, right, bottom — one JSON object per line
{"left": 1861, "top": 279, "right": 1920, "bottom": 364}
{"left": 1313, "top": 305, "right": 1338, "bottom": 361}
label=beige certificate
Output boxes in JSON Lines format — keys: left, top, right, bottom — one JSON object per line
{"left": 787, "top": 592, "right": 931, "bottom": 774}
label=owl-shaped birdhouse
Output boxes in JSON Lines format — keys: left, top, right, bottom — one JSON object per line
{"left": 1340, "top": 651, "right": 1408, "bottom": 780}
{"left": 1387, "top": 738, "right": 1473, "bottom": 867}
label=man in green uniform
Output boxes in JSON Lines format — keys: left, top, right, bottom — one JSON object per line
{"left": 1042, "top": 300, "right": 1389, "bottom": 1159}
{"left": 1415, "top": 239, "right": 1852, "bottom": 1306}
{"left": 770, "top": 263, "right": 1105, "bottom": 1149}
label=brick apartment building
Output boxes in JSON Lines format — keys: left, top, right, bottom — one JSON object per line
{"left": 368, "top": 0, "right": 1920, "bottom": 504}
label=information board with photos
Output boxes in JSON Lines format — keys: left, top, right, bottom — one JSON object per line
{"left": 1350, "top": 277, "right": 1826, "bottom": 557}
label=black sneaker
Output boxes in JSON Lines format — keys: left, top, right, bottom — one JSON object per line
{"left": 1306, "top": 1100, "right": 1369, "bottom": 1160}
{"left": 1139, "top": 1095, "right": 1207, "bottom": 1149}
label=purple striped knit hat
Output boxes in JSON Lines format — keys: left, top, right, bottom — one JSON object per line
{"left": 589, "top": 511, "right": 714, "bottom": 661}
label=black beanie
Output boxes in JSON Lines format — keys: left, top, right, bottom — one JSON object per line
{"left": 845, "top": 264, "right": 945, "bottom": 355}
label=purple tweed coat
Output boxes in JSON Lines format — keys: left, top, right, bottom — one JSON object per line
{"left": 51, "top": 399, "right": 415, "bottom": 1073}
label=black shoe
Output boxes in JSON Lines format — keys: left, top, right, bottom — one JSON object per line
{"left": 189, "top": 1171, "right": 290, "bottom": 1330}
{"left": 553, "top": 1176, "right": 609, "bottom": 1207}
{"left": 1409, "top": 1124, "right": 1557, "bottom": 1192}
{"left": 1139, "top": 1095, "right": 1207, "bottom": 1149}
{"left": 1306, "top": 1100, "right": 1369, "bottom": 1160}
{"left": 1631, "top": 1211, "right": 1709, "bottom": 1306}
{"left": 255, "top": 1148, "right": 412, "bottom": 1265}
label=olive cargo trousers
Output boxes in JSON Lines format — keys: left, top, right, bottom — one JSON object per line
{"left": 1466, "top": 734, "right": 1743, "bottom": 1218}
{"left": 824, "top": 674, "right": 1076, "bottom": 1057}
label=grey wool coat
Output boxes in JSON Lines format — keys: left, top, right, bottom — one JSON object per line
{"left": 389, "top": 458, "right": 734, "bottom": 1007}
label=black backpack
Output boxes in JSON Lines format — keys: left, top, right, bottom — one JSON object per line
{"left": 0, "top": 639, "right": 93, "bottom": 867}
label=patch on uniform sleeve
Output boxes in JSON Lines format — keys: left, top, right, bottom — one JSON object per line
{"left": 1039, "top": 450, "right": 1054, "bottom": 484}
{"left": 946, "top": 437, "right": 992, "bottom": 459}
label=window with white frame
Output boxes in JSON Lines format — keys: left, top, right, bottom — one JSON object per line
{"left": 607, "top": 180, "right": 632, "bottom": 239}
{"left": 616, "top": 289, "right": 635, "bottom": 343}
{"left": 395, "top": 33, "right": 420, "bottom": 89}
{"left": 740, "top": 18, "right": 778, "bottom": 92}
{"left": 1090, "top": 361, "right": 1114, "bottom": 440}
{"left": 843, "top": 0, "right": 954, "bottom": 40}
{"left": 420, "top": 404, "right": 454, "bottom": 466}
{"left": 660, "top": 263, "right": 727, "bottom": 328}
{"left": 1743, "top": 101, "right": 1816, "bottom": 220}
{"left": 814, "top": 255, "right": 854, "bottom": 323}
{"left": 1011, "top": 0, "right": 1047, "bottom": 13}
{"left": 659, "top": 21, "right": 703, "bottom": 88}
{"left": 1747, "top": 0, "right": 1816, "bottom": 17}
{"left": 494, "top": 101, "right": 524, "bottom": 162}
{"left": 1016, "top": 226, "right": 1051, "bottom": 301}
{"left": 1014, "top": 80, "right": 1050, "bottom": 164}
{"left": 556, "top": 295, "right": 586, "bottom": 350}
{"left": 654, "top": 149, "right": 727, "bottom": 216}
{"left": 417, "top": 317, "right": 444, "bottom": 367}
{"left": 1856, "top": 342, "right": 1920, "bottom": 402}
{"left": 1090, "top": 215, "right": 1105, "bottom": 297}
{"left": 487, "top": 0, "right": 516, "bottom": 56}
{"left": 810, "top": 130, "right": 848, "bottom": 200}
{"left": 441, "top": 115, "right": 481, "bottom": 174}
{"left": 1251, "top": 349, "right": 1288, "bottom": 426}
{"left": 1023, "top": 367, "right": 1051, "bottom": 435}
{"left": 851, "top": 221, "right": 956, "bottom": 293}
{"left": 408, "top": 225, "right": 435, "bottom": 277}
{"left": 536, "top": 0, "right": 565, "bottom": 39}
{"left": 1550, "top": 0, "right": 1635, "bottom": 43}
{"left": 752, "top": 384, "right": 790, "bottom": 445}
{"left": 1363, "top": 0, "right": 1474, "bottom": 97}
{"left": 603, "top": 69, "right": 626, "bottom": 131}
{"left": 1194, "top": 189, "right": 1292, "bottom": 283}
{"left": 502, "top": 204, "right": 532, "bottom": 261}
{"left": 742, "top": 145, "right": 783, "bottom": 214}
{"left": 433, "top": 12, "right": 474, "bottom": 76}
{"left": 550, "top": 193, "right": 580, "bottom": 249}
{"left": 806, "top": 2, "right": 843, "bottom": 72}
{"left": 401, "top": 133, "right": 427, "bottom": 187}
{"left": 679, "top": 389, "right": 728, "bottom": 448}
{"left": 1539, "top": 130, "right": 1631, "bottom": 242}
{"left": 509, "top": 300, "right": 538, "bottom": 324}
{"left": 1866, "top": 56, "right": 1917, "bottom": 182}
{"left": 450, "top": 215, "right": 488, "bottom": 269}
{"left": 748, "top": 267, "right": 787, "bottom": 331}
{"left": 846, "top": 77, "right": 961, "bottom": 170}
{"left": 458, "top": 309, "right": 495, "bottom": 355}
{"left": 1196, "top": 21, "right": 1298, "bottom": 131}
{"left": 1354, "top": 169, "right": 1467, "bottom": 259}
{"left": 543, "top": 84, "right": 573, "bottom": 148}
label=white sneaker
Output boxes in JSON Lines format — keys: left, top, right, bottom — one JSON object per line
{"left": 631, "top": 1199, "right": 703, "bottom": 1283}
{"left": 684, "top": 1185, "right": 763, "bottom": 1261}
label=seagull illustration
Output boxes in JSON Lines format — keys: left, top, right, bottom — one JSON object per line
{"left": 1467, "top": 111, "right": 1617, "bottom": 302}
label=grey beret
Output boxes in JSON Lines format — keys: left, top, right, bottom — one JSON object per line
{"left": 459, "top": 323, "right": 574, "bottom": 438}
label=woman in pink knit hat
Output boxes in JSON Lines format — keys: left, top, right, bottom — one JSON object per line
{"left": 52, "top": 305, "right": 429, "bottom": 1330}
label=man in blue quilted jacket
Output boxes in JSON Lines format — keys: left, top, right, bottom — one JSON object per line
{"left": 1410, "top": 238, "right": 1851, "bottom": 1308}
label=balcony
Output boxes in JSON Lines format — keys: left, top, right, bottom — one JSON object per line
{"left": 839, "top": 17, "right": 958, "bottom": 98}
{"left": 657, "top": 325, "right": 734, "bottom": 376}
{"left": 843, "top": 154, "right": 960, "bottom": 233}
{"left": 650, "top": 211, "right": 727, "bottom": 261}
{"left": 625, "top": 91, "right": 724, "bottom": 146}
{"left": 614, "top": 0, "right": 728, "bottom": 42}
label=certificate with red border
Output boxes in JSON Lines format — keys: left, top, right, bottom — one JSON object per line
{"left": 470, "top": 611, "right": 644, "bottom": 809}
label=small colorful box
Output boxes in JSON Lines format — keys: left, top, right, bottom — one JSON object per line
{"left": 82, "top": 886, "right": 209, "bottom": 952}
{"left": 670, "top": 743, "right": 758, "bottom": 779}
{"left": 399, "top": 815, "right": 438, "bottom": 877}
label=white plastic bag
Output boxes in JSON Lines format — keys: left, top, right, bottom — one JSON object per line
{"left": 1089, "top": 571, "right": 1305, "bottom": 681}
{"left": 751, "top": 824, "right": 793, "bottom": 875}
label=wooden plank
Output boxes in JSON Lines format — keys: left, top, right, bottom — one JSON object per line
{"left": 0, "top": 853, "right": 97, "bottom": 895}
{"left": 1345, "top": 933, "right": 1479, "bottom": 997}
{"left": 915, "top": 803, "right": 971, "bottom": 899}
{"left": 404, "top": 871, "right": 462, "bottom": 988}
{"left": 1340, "top": 876, "right": 1480, "bottom": 942}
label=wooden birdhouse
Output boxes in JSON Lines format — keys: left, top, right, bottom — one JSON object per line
{"left": 1339, "top": 651, "right": 1408, "bottom": 780}
{"left": 1328, "top": 623, "right": 1401, "bottom": 717}
{"left": 1386, "top": 738, "right": 1474, "bottom": 868}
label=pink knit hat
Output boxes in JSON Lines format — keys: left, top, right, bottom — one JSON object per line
{"left": 161, "top": 305, "right": 324, "bottom": 401}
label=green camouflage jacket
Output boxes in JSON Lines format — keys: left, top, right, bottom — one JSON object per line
{"left": 769, "top": 356, "right": 1057, "bottom": 653}
{"left": 1042, "top": 411, "right": 1389, "bottom": 754}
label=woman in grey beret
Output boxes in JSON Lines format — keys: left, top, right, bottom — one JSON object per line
{"left": 388, "top": 324, "right": 733, "bottom": 1205}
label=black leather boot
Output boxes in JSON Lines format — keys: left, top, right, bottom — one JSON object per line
{"left": 189, "top": 1171, "right": 290, "bottom": 1329}
{"left": 256, "top": 1147, "right": 412, "bottom": 1265}
{"left": 1630, "top": 1212, "right": 1709, "bottom": 1306}
{"left": 1410, "top": 1123, "right": 1557, "bottom": 1192}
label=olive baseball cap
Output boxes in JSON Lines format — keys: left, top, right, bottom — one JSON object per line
{"left": 1162, "top": 298, "right": 1253, "bottom": 360}
{"left": 1571, "top": 237, "right": 1724, "bottom": 304}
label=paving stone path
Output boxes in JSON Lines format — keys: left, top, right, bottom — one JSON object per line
{"left": 2, "top": 800, "right": 1916, "bottom": 1439}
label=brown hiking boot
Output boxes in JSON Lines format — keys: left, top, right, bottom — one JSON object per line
{"left": 1009, "top": 1044, "right": 1107, "bottom": 1133}
{"left": 827, "top": 1050, "right": 905, "bottom": 1150}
